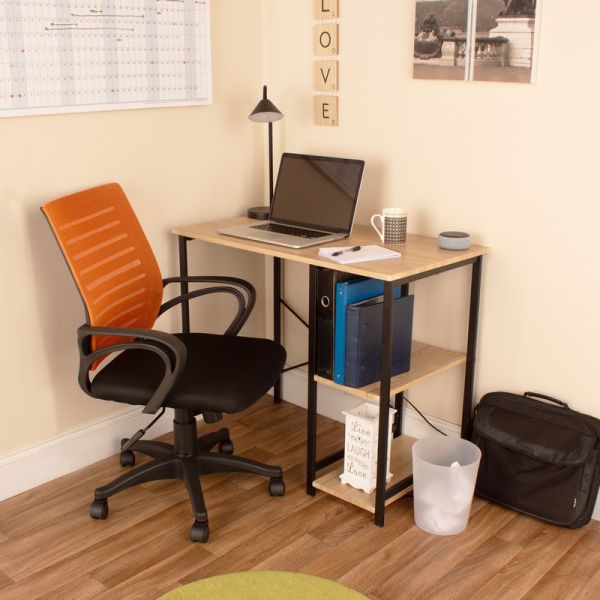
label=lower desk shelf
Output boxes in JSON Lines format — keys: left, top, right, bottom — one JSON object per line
{"left": 313, "top": 435, "right": 417, "bottom": 513}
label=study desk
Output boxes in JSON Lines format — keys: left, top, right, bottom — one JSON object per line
{"left": 172, "top": 216, "right": 490, "bottom": 527}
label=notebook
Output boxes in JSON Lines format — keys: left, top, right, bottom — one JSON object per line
{"left": 318, "top": 244, "right": 401, "bottom": 264}
{"left": 218, "top": 153, "right": 365, "bottom": 249}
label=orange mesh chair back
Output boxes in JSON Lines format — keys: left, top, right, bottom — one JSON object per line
{"left": 41, "top": 183, "right": 163, "bottom": 360}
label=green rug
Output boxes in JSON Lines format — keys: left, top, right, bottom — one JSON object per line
{"left": 159, "top": 570, "right": 368, "bottom": 600}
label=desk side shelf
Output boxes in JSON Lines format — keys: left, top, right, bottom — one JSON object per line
{"left": 314, "top": 341, "right": 466, "bottom": 403}
{"left": 313, "top": 435, "right": 417, "bottom": 513}
{"left": 312, "top": 341, "right": 466, "bottom": 513}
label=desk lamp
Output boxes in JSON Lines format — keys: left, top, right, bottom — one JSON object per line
{"left": 247, "top": 85, "right": 283, "bottom": 220}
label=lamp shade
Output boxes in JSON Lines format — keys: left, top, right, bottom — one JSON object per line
{"left": 249, "top": 85, "right": 283, "bottom": 123}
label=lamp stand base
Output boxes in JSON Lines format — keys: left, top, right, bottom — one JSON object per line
{"left": 247, "top": 206, "right": 270, "bottom": 220}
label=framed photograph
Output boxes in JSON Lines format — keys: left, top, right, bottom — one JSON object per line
{"left": 413, "top": 1, "right": 541, "bottom": 84}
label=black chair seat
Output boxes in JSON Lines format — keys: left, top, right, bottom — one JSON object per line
{"left": 90, "top": 333, "right": 286, "bottom": 414}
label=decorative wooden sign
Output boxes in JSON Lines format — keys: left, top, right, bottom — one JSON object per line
{"left": 340, "top": 403, "right": 395, "bottom": 494}
{"left": 313, "top": 2, "right": 340, "bottom": 126}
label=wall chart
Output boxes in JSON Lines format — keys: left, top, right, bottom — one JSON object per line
{"left": 0, "top": 0, "right": 212, "bottom": 117}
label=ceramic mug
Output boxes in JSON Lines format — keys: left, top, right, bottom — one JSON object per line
{"left": 370, "top": 208, "right": 407, "bottom": 244}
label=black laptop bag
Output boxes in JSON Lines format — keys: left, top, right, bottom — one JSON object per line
{"left": 471, "top": 391, "right": 600, "bottom": 528}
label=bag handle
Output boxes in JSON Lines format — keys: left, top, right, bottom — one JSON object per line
{"left": 524, "top": 391, "right": 569, "bottom": 409}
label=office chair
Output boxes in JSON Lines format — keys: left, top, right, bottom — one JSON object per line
{"left": 41, "top": 183, "right": 286, "bottom": 542}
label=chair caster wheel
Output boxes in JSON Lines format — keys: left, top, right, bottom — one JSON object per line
{"left": 119, "top": 450, "right": 135, "bottom": 467}
{"left": 218, "top": 439, "right": 234, "bottom": 454}
{"left": 90, "top": 498, "right": 109, "bottom": 520}
{"left": 190, "top": 521, "right": 209, "bottom": 543}
{"left": 269, "top": 477, "right": 285, "bottom": 497}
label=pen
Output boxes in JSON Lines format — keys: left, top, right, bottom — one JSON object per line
{"left": 331, "top": 245, "right": 361, "bottom": 257}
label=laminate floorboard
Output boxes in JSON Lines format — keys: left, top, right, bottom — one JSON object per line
{"left": 0, "top": 397, "right": 599, "bottom": 600}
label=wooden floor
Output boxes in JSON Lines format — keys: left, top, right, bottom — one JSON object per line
{"left": 1, "top": 397, "right": 599, "bottom": 600}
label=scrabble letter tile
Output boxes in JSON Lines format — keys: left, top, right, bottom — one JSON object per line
{"left": 314, "top": 60, "right": 339, "bottom": 91}
{"left": 314, "top": 95, "right": 339, "bottom": 126}
{"left": 314, "top": 24, "right": 339, "bottom": 55}
{"left": 314, "top": 0, "right": 339, "bottom": 19}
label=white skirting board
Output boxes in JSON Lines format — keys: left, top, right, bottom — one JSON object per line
{"left": 0, "top": 406, "right": 174, "bottom": 502}
{"left": 1, "top": 371, "right": 599, "bottom": 523}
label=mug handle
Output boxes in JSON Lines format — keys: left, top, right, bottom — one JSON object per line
{"left": 370, "top": 214, "right": 384, "bottom": 242}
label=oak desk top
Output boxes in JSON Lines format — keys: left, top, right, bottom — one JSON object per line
{"left": 172, "top": 217, "right": 490, "bottom": 282}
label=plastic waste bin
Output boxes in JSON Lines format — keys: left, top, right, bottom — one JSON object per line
{"left": 412, "top": 435, "right": 481, "bottom": 535}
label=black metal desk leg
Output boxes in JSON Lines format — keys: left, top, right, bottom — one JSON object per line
{"left": 375, "top": 281, "right": 395, "bottom": 526}
{"left": 461, "top": 256, "right": 483, "bottom": 438}
{"left": 392, "top": 284, "right": 409, "bottom": 438}
{"left": 178, "top": 236, "right": 191, "bottom": 334}
{"left": 273, "top": 257, "right": 282, "bottom": 403}
{"left": 306, "top": 265, "right": 319, "bottom": 495}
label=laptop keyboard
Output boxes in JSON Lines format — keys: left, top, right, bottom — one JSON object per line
{"left": 252, "top": 223, "right": 329, "bottom": 239}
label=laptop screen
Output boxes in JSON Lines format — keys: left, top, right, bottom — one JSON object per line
{"left": 269, "top": 153, "right": 365, "bottom": 233}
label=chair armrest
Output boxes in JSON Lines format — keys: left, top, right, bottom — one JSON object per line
{"left": 161, "top": 276, "right": 256, "bottom": 336}
{"left": 77, "top": 324, "right": 187, "bottom": 414}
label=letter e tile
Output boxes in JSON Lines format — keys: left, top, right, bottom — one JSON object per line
{"left": 314, "top": 96, "right": 339, "bottom": 126}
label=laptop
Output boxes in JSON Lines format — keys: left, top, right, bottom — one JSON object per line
{"left": 218, "top": 153, "right": 365, "bottom": 249}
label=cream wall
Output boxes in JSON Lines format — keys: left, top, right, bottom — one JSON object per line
{"left": 265, "top": 1, "right": 600, "bottom": 424}
{"left": 0, "top": 1, "right": 266, "bottom": 454}
{"left": 1, "top": 0, "right": 599, "bottom": 458}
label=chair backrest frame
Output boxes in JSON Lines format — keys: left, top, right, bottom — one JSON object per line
{"left": 41, "top": 183, "right": 164, "bottom": 361}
